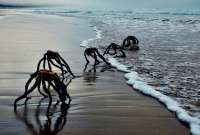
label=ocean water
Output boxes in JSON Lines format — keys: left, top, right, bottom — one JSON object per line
{"left": 1, "top": 6, "right": 200, "bottom": 134}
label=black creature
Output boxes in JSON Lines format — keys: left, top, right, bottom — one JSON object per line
{"left": 122, "top": 36, "right": 140, "bottom": 50}
{"left": 103, "top": 43, "right": 126, "bottom": 57}
{"left": 37, "top": 50, "right": 75, "bottom": 78}
{"left": 84, "top": 47, "right": 111, "bottom": 66}
{"left": 14, "top": 69, "right": 71, "bottom": 108}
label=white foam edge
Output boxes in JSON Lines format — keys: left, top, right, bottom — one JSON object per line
{"left": 108, "top": 57, "right": 200, "bottom": 135}
{"left": 80, "top": 26, "right": 102, "bottom": 47}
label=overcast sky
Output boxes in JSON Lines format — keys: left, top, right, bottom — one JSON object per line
{"left": 0, "top": 0, "right": 200, "bottom": 10}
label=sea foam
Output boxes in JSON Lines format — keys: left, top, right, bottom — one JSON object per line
{"left": 80, "top": 26, "right": 102, "bottom": 47}
{"left": 108, "top": 57, "right": 200, "bottom": 135}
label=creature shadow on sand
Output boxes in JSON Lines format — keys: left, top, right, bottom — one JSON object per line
{"left": 103, "top": 43, "right": 126, "bottom": 58}
{"left": 14, "top": 70, "right": 72, "bottom": 111}
{"left": 84, "top": 47, "right": 111, "bottom": 66}
{"left": 37, "top": 50, "right": 76, "bottom": 79}
{"left": 122, "top": 36, "right": 140, "bottom": 51}
{"left": 14, "top": 98, "right": 70, "bottom": 135}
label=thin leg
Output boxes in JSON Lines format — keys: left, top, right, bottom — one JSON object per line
{"left": 37, "top": 57, "right": 44, "bottom": 71}
{"left": 84, "top": 52, "right": 89, "bottom": 64}
{"left": 50, "top": 81, "right": 68, "bottom": 104}
{"left": 94, "top": 53, "right": 99, "bottom": 66}
{"left": 50, "top": 59, "right": 62, "bottom": 70}
{"left": 122, "top": 39, "right": 126, "bottom": 49}
{"left": 43, "top": 56, "right": 46, "bottom": 69}
{"left": 83, "top": 63, "right": 89, "bottom": 72}
{"left": 14, "top": 79, "right": 39, "bottom": 105}
{"left": 58, "top": 55, "right": 75, "bottom": 78}
{"left": 37, "top": 81, "right": 48, "bottom": 97}
{"left": 119, "top": 48, "right": 126, "bottom": 57}
{"left": 49, "top": 59, "right": 65, "bottom": 80}
{"left": 47, "top": 59, "right": 52, "bottom": 71}
{"left": 55, "top": 58, "right": 65, "bottom": 79}
{"left": 25, "top": 74, "right": 36, "bottom": 93}
{"left": 42, "top": 80, "right": 52, "bottom": 115}
{"left": 127, "top": 40, "right": 131, "bottom": 47}
{"left": 96, "top": 50, "right": 111, "bottom": 66}
{"left": 103, "top": 46, "right": 110, "bottom": 56}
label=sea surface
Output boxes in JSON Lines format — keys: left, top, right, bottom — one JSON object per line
{"left": 1, "top": 6, "right": 200, "bottom": 133}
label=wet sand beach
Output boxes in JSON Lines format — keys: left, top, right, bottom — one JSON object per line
{"left": 0, "top": 12, "right": 190, "bottom": 134}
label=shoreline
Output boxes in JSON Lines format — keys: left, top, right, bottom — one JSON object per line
{"left": 108, "top": 58, "right": 200, "bottom": 135}
{"left": 0, "top": 11, "right": 191, "bottom": 134}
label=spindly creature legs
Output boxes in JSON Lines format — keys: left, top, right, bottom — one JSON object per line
{"left": 84, "top": 52, "right": 90, "bottom": 64}
{"left": 49, "top": 81, "right": 69, "bottom": 104}
{"left": 93, "top": 53, "right": 100, "bottom": 66}
{"left": 37, "top": 81, "right": 48, "bottom": 97}
{"left": 47, "top": 59, "right": 52, "bottom": 71}
{"left": 42, "top": 80, "right": 52, "bottom": 115}
{"left": 96, "top": 50, "right": 110, "bottom": 66}
{"left": 37, "top": 57, "right": 45, "bottom": 71}
{"left": 58, "top": 55, "right": 75, "bottom": 77}
{"left": 14, "top": 78, "right": 39, "bottom": 105}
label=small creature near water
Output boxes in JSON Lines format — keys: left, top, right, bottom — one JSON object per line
{"left": 122, "top": 36, "right": 140, "bottom": 51}
{"left": 103, "top": 43, "right": 126, "bottom": 57}
{"left": 84, "top": 47, "right": 111, "bottom": 66}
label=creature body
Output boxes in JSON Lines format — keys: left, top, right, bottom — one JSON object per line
{"left": 84, "top": 47, "right": 111, "bottom": 66}
{"left": 103, "top": 43, "right": 126, "bottom": 57}
{"left": 122, "top": 36, "right": 140, "bottom": 50}
{"left": 14, "top": 70, "right": 71, "bottom": 107}
{"left": 37, "top": 50, "right": 75, "bottom": 78}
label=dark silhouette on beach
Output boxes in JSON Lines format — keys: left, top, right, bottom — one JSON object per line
{"left": 37, "top": 50, "right": 75, "bottom": 78}
{"left": 103, "top": 43, "right": 126, "bottom": 57}
{"left": 84, "top": 47, "right": 111, "bottom": 66}
{"left": 14, "top": 98, "right": 70, "bottom": 135}
{"left": 122, "top": 36, "right": 140, "bottom": 50}
{"left": 14, "top": 70, "right": 71, "bottom": 110}
{"left": 84, "top": 62, "right": 97, "bottom": 72}
{"left": 83, "top": 62, "right": 114, "bottom": 73}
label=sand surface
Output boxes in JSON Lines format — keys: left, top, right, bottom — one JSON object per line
{"left": 0, "top": 12, "right": 190, "bottom": 135}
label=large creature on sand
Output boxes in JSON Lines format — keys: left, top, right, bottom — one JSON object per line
{"left": 14, "top": 70, "right": 71, "bottom": 108}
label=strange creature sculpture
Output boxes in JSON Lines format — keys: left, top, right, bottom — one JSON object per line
{"left": 14, "top": 98, "right": 70, "bottom": 135}
{"left": 14, "top": 69, "right": 71, "bottom": 108}
{"left": 37, "top": 50, "right": 75, "bottom": 78}
{"left": 103, "top": 43, "right": 126, "bottom": 57}
{"left": 84, "top": 47, "right": 111, "bottom": 66}
{"left": 122, "top": 36, "right": 140, "bottom": 51}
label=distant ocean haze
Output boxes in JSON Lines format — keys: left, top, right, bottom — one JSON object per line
{"left": 0, "top": 0, "right": 200, "bottom": 10}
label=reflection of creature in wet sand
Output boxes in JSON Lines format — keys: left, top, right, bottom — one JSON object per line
{"left": 14, "top": 70, "right": 71, "bottom": 111}
{"left": 103, "top": 43, "right": 126, "bottom": 57}
{"left": 14, "top": 98, "right": 70, "bottom": 135}
{"left": 83, "top": 72, "right": 97, "bottom": 84}
{"left": 37, "top": 50, "right": 76, "bottom": 78}
{"left": 84, "top": 47, "right": 111, "bottom": 66}
{"left": 122, "top": 36, "right": 140, "bottom": 50}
